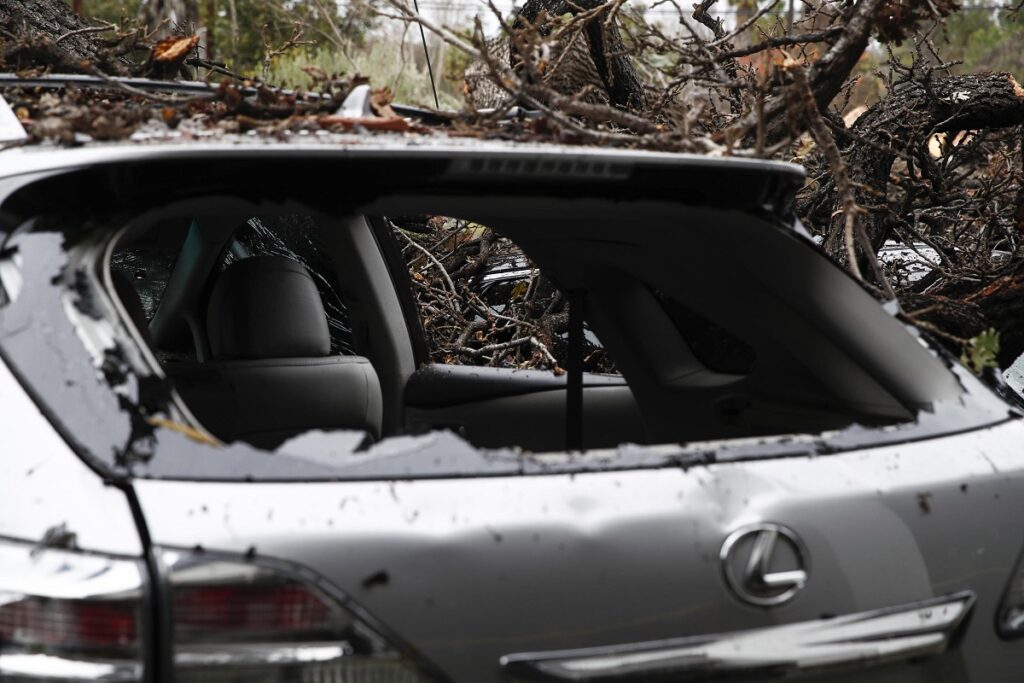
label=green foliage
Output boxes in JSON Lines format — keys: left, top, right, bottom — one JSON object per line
{"left": 203, "top": 0, "right": 378, "bottom": 77}
{"left": 846, "top": 3, "right": 1024, "bottom": 112}
{"left": 938, "top": 6, "right": 1024, "bottom": 76}
{"left": 442, "top": 28, "right": 475, "bottom": 94}
{"left": 270, "top": 43, "right": 461, "bottom": 108}
{"left": 73, "top": 0, "right": 144, "bottom": 24}
{"left": 75, "top": 0, "right": 377, "bottom": 79}
{"left": 961, "top": 328, "right": 1000, "bottom": 375}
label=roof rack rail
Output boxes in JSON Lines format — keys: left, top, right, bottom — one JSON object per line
{"left": 0, "top": 73, "right": 457, "bottom": 126}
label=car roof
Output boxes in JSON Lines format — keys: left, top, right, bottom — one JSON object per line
{"left": 0, "top": 137, "right": 803, "bottom": 180}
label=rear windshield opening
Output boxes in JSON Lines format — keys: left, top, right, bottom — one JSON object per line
{"left": 388, "top": 215, "right": 617, "bottom": 375}
{"left": 89, "top": 190, "right": 966, "bottom": 475}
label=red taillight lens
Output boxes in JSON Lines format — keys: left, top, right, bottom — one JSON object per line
{"left": 174, "top": 582, "right": 337, "bottom": 641}
{"left": 0, "top": 597, "right": 139, "bottom": 652}
{"left": 0, "top": 539, "right": 146, "bottom": 682}
{"left": 165, "top": 553, "right": 435, "bottom": 682}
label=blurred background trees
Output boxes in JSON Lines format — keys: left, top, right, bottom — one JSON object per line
{"left": 60, "top": 1, "right": 1024, "bottom": 114}
{"left": 71, "top": 0, "right": 378, "bottom": 86}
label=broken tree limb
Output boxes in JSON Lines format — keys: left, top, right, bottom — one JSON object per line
{"left": 516, "top": 0, "right": 648, "bottom": 111}
{"left": 721, "top": 0, "right": 884, "bottom": 145}
{"left": 0, "top": 0, "right": 132, "bottom": 75}
{"left": 842, "top": 72, "right": 1024, "bottom": 250}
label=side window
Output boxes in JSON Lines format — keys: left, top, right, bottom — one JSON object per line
{"left": 219, "top": 216, "right": 355, "bottom": 355}
{"left": 389, "top": 215, "right": 618, "bottom": 374}
{"left": 110, "top": 238, "right": 178, "bottom": 322}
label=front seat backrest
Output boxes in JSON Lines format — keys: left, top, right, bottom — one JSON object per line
{"left": 169, "top": 255, "right": 383, "bottom": 449}
{"left": 207, "top": 256, "right": 330, "bottom": 360}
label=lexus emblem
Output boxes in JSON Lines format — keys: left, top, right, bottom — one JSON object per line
{"left": 720, "top": 523, "right": 808, "bottom": 607}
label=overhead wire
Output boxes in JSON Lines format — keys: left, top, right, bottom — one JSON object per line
{"left": 412, "top": 0, "right": 441, "bottom": 108}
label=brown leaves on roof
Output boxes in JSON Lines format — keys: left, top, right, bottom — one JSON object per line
{"left": 318, "top": 88, "right": 427, "bottom": 133}
{"left": 4, "top": 78, "right": 439, "bottom": 145}
{"left": 316, "top": 114, "right": 422, "bottom": 133}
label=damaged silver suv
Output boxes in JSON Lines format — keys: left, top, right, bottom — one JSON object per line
{"left": 3, "top": 85, "right": 1024, "bottom": 683}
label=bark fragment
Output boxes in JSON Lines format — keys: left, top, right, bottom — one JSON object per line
{"left": 0, "top": 0, "right": 130, "bottom": 75}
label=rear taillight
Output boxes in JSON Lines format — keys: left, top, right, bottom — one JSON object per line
{"left": 163, "top": 550, "right": 437, "bottom": 682}
{"left": 0, "top": 538, "right": 146, "bottom": 682}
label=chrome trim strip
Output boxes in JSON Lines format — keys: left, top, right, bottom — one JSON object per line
{"left": 174, "top": 643, "right": 350, "bottom": 667}
{"left": 0, "top": 653, "right": 141, "bottom": 681}
{"left": 500, "top": 592, "right": 975, "bottom": 681}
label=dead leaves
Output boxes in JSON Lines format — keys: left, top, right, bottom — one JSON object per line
{"left": 316, "top": 114, "right": 421, "bottom": 133}
{"left": 151, "top": 35, "right": 199, "bottom": 65}
{"left": 318, "top": 88, "right": 426, "bottom": 133}
{"left": 13, "top": 89, "right": 149, "bottom": 143}
{"left": 5, "top": 79, "right": 430, "bottom": 146}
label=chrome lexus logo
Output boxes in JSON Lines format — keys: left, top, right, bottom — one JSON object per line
{"left": 720, "top": 523, "right": 808, "bottom": 606}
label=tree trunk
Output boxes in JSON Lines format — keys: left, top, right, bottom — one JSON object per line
{"left": 839, "top": 72, "right": 1024, "bottom": 251}
{"left": 0, "top": 0, "right": 130, "bottom": 75}
{"left": 203, "top": 0, "right": 216, "bottom": 60}
{"left": 517, "top": 0, "right": 648, "bottom": 111}
{"left": 139, "top": 0, "right": 200, "bottom": 36}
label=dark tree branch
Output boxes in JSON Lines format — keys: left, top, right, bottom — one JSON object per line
{"left": 841, "top": 72, "right": 1024, "bottom": 249}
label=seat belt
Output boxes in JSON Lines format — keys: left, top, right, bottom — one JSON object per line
{"left": 566, "top": 289, "right": 585, "bottom": 452}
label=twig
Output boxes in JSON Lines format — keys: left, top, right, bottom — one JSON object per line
{"left": 786, "top": 59, "right": 895, "bottom": 300}
{"left": 692, "top": 0, "right": 725, "bottom": 39}
{"left": 708, "top": 0, "right": 780, "bottom": 46}
{"left": 395, "top": 225, "right": 460, "bottom": 299}
{"left": 56, "top": 23, "right": 115, "bottom": 45}
{"left": 261, "top": 22, "right": 315, "bottom": 80}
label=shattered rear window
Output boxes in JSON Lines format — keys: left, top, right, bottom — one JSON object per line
{"left": 390, "top": 215, "right": 618, "bottom": 374}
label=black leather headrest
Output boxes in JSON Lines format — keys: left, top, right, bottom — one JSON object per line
{"left": 206, "top": 256, "right": 330, "bottom": 360}
{"left": 111, "top": 269, "right": 153, "bottom": 345}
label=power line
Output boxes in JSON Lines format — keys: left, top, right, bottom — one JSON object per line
{"left": 411, "top": 0, "right": 441, "bottom": 108}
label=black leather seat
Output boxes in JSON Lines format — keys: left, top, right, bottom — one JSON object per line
{"left": 165, "top": 256, "right": 383, "bottom": 449}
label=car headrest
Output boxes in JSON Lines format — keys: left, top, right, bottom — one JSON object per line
{"left": 206, "top": 256, "right": 330, "bottom": 360}
{"left": 111, "top": 269, "right": 154, "bottom": 346}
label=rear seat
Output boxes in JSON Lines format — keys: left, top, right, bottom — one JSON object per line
{"left": 154, "top": 256, "right": 383, "bottom": 449}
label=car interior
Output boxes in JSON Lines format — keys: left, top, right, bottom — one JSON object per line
{"left": 105, "top": 193, "right": 963, "bottom": 455}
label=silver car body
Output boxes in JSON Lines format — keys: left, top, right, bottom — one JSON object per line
{"left": 2, "top": 136, "right": 1024, "bottom": 682}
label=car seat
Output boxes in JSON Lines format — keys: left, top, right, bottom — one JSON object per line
{"left": 162, "top": 256, "right": 383, "bottom": 449}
